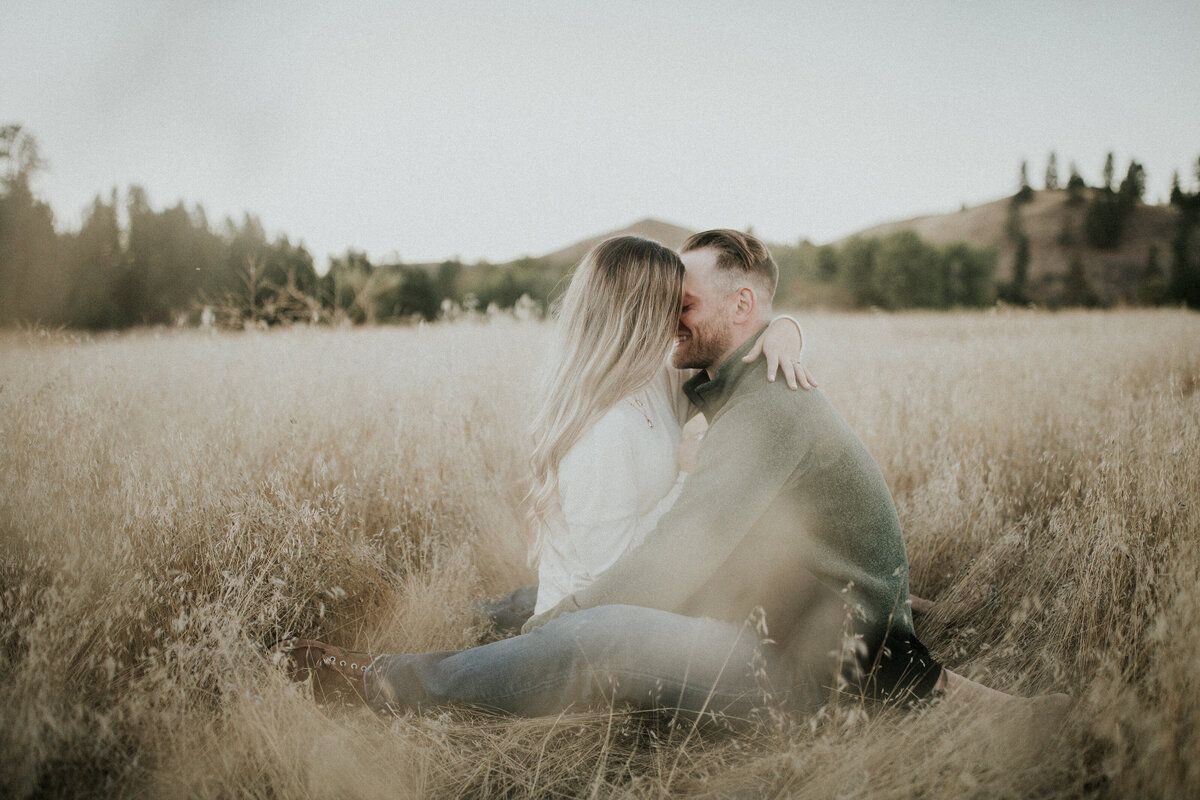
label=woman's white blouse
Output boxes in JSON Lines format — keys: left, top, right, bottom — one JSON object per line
{"left": 534, "top": 365, "right": 694, "bottom": 614}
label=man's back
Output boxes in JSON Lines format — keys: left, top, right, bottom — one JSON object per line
{"left": 681, "top": 353, "right": 915, "bottom": 642}
{"left": 557, "top": 333, "right": 916, "bottom": 647}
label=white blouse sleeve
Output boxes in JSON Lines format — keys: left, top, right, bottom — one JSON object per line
{"left": 556, "top": 418, "right": 645, "bottom": 579}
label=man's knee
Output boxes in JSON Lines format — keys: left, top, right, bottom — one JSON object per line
{"left": 540, "top": 604, "right": 643, "bottom": 657}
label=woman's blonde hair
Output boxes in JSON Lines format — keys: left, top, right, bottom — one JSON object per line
{"left": 525, "top": 236, "right": 685, "bottom": 554}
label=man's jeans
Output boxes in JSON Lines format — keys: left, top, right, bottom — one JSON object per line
{"left": 364, "top": 604, "right": 784, "bottom": 724}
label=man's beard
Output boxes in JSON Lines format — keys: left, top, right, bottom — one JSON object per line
{"left": 672, "top": 316, "right": 733, "bottom": 370}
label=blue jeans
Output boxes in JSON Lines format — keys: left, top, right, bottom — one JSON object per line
{"left": 364, "top": 605, "right": 786, "bottom": 723}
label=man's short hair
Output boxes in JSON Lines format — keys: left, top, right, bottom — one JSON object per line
{"left": 681, "top": 229, "right": 778, "bottom": 299}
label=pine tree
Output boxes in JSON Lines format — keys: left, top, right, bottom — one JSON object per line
{"left": 1086, "top": 156, "right": 1138, "bottom": 249}
{"left": 1015, "top": 160, "right": 1034, "bottom": 203}
{"left": 1167, "top": 161, "right": 1200, "bottom": 308}
{"left": 1045, "top": 152, "right": 1060, "bottom": 191}
{"left": 1168, "top": 222, "right": 1198, "bottom": 308}
{"left": 66, "top": 191, "right": 127, "bottom": 328}
{"left": 999, "top": 231, "right": 1032, "bottom": 304}
{"left": 1140, "top": 244, "right": 1165, "bottom": 305}
{"left": 1066, "top": 162, "right": 1087, "bottom": 205}
{"left": 1012, "top": 235, "right": 1030, "bottom": 300}
{"left": 1085, "top": 190, "right": 1124, "bottom": 248}
{"left": 1001, "top": 195, "right": 1031, "bottom": 302}
{"left": 0, "top": 125, "right": 68, "bottom": 324}
{"left": 1119, "top": 161, "right": 1146, "bottom": 203}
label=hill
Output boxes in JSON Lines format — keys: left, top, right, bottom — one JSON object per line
{"left": 540, "top": 198, "right": 1178, "bottom": 305}
{"left": 540, "top": 218, "right": 696, "bottom": 266}
{"left": 839, "top": 190, "right": 1176, "bottom": 303}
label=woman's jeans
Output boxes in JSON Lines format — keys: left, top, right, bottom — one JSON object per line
{"left": 364, "top": 605, "right": 786, "bottom": 723}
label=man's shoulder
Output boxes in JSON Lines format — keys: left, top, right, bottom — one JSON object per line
{"left": 730, "top": 370, "right": 837, "bottom": 417}
{"left": 720, "top": 378, "right": 855, "bottom": 451}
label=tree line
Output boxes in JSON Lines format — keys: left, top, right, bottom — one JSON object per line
{"left": 1005, "top": 151, "right": 1200, "bottom": 307}
{"left": 771, "top": 234, "right": 997, "bottom": 310}
{"left": 0, "top": 126, "right": 568, "bottom": 329}
{"left": 3, "top": 126, "right": 1198, "bottom": 330}
{"left": 769, "top": 152, "right": 1199, "bottom": 311}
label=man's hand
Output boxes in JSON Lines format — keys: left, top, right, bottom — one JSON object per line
{"left": 519, "top": 594, "right": 582, "bottom": 634}
{"left": 744, "top": 315, "right": 817, "bottom": 390}
{"left": 519, "top": 611, "right": 550, "bottom": 635}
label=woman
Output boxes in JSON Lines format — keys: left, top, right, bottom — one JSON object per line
{"left": 276, "top": 235, "right": 809, "bottom": 719}
{"left": 525, "top": 235, "right": 808, "bottom": 616}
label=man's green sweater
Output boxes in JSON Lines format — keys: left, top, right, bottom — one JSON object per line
{"left": 532, "top": 329, "right": 916, "bottom": 644}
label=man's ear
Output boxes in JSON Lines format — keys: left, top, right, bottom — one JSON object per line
{"left": 731, "top": 286, "right": 756, "bottom": 323}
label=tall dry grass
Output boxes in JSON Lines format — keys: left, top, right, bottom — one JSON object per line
{"left": 1, "top": 309, "right": 1197, "bottom": 798}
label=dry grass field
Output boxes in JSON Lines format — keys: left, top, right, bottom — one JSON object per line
{"left": 2, "top": 309, "right": 1198, "bottom": 799}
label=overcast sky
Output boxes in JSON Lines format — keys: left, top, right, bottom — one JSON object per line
{"left": 4, "top": 1, "right": 1199, "bottom": 267}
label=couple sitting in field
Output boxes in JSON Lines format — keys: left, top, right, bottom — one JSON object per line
{"left": 275, "top": 229, "right": 1067, "bottom": 723}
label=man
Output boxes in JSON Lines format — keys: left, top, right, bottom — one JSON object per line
{"left": 522, "top": 229, "right": 940, "bottom": 707}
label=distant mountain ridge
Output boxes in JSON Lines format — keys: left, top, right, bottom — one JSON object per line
{"left": 537, "top": 192, "right": 1175, "bottom": 303}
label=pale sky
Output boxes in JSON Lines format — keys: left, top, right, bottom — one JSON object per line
{"left": 4, "top": 1, "right": 1199, "bottom": 268}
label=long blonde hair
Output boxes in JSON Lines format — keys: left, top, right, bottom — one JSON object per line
{"left": 526, "top": 236, "right": 685, "bottom": 554}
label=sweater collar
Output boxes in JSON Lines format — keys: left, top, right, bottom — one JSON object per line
{"left": 682, "top": 326, "right": 767, "bottom": 420}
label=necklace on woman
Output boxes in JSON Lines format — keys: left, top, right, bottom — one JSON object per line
{"left": 626, "top": 394, "right": 654, "bottom": 429}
